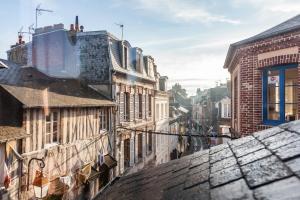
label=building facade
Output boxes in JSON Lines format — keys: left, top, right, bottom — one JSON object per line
{"left": 0, "top": 59, "right": 116, "bottom": 199}
{"left": 7, "top": 19, "right": 168, "bottom": 176}
{"left": 224, "top": 14, "right": 300, "bottom": 136}
{"left": 215, "top": 96, "right": 231, "bottom": 144}
{"left": 154, "top": 75, "right": 170, "bottom": 165}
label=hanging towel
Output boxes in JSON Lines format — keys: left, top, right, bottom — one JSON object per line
{"left": 98, "top": 152, "right": 104, "bottom": 166}
{"left": 0, "top": 145, "right": 11, "bottom": 188}
{"left": 60, "top": 176, "right": 72, "bottom": 188}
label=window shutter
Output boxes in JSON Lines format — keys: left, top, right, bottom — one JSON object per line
{"left": 135, "top": 94, "right": 139, "bottom": 120}
{"left": 130, "top": 136, "right": 135, "bottom": 166}
{"left": 142, "top": 132, "right": 146, "bottom": 158}
{"left": 142, "top": 94, "right": 146, "bottom": 119}
{"left": 119, "top": 92, "right": 124, "bottom": 122}
{"left": 145, "top": 94, "right": 149, "bottom": 118}
{"left": 120, "top": 140, "right": 124, "bottom": 173}
{"left": 134, "top": 133, "right": 138, "bottom": 163}
{"left": 130, "top": 93, "right": 134, "bottom": 121}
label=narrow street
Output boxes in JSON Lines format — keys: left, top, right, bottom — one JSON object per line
{"left": 191, "top": 128, "right": 203, "bottom": 153}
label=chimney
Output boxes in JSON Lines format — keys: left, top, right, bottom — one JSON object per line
{"left": 70, "top": 24, "right": 74, "bottom": 31}
{"left": 80, "top": 25, "right": 84, "bottom": 32}
{"left": 18, "top": 35, "right": 22, "bottom": 44}
{"left": 75, "top": 16, "right": 79, "bottom": 32}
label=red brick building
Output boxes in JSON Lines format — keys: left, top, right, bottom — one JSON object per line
{"left": 224, "top": 14, "right": 300, "bottom": 135}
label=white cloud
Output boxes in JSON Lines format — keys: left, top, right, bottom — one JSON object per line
{"left": 232, "top": 0, "right": 300, "bottom": 14}
{"left": 137, "top": 36, "right": 195, "bottom": 47}
{"left": 118, "top": 0, "right": 240, "bottom": 24}
{"left": 153, "top": 50, "right": 229, "bottom": 95}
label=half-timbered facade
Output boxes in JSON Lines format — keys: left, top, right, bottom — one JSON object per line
{"left": 0, "top": 59, "right": 116, "bottom": 199}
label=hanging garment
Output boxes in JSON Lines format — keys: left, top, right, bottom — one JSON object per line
{"left": 0, "top": 144, "right": 10, "bottom": 189}
{"left": 77, "top": 163, "right": 91, "bottom": 185}
{"left": 98, "top": 152, "right": 104, "bottom": 166}
{"left": 59, "top": 176, "right": 72, "bottom": 188}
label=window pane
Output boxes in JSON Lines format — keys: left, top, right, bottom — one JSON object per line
{"left": 46, "top": 134, "right": 51, "bottom": 144}
{"left": 267, "top": 69, "right": 280, "bottom": 104}
{"left": 46, "top": 123, "right": 51, "bottom": 133}
{"left": 53, "top": 132, "right": 57, "bottom": 142}
{"left": 267, "top": 104, "right": 280, "bottom": 120}
{"left": 53, "top": 122, "right": 58, "bottom": 132}
{"left": 285, "top": 86, "right": 297, "bottom": 103}
{"left": 285, "top": 68, "right": 297, "bottom": 86}
{"left": 285, "top": 103, "right": 297, "bottom": 121}
{"left": 53, "top": 112, "right": 58, "bottom": 121}
{"left": 267, "top": 85, "right": 280, "bottom": 103}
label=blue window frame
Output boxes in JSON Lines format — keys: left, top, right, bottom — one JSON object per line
{"left": 262, "top": 64, "right": 298, "bottom": 125}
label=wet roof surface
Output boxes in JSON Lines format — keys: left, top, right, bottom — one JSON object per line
{"left": 96, "top": 120, "right": 300, "bottom": 200}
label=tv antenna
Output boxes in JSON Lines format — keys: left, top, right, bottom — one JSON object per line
{"left": 35, "top": 4, "right": 53, "bottom": 29}
{"left": 115, "top": 23, "right": 124, "bottom": 40}
{"left": 18, "top": 24, "right": 35, "bottom": 42}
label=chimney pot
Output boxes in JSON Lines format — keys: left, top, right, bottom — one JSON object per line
{"left": 18, "top": 35, "right": 22, "bottom": 44}
{"left": 75, "top": 16, "right": 79, "bottom": 32}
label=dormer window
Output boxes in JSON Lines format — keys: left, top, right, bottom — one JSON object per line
{"left": 144, "top": 57, "right": 149, "bottom": 75}
{"left": 136, "top": 52, "right": 142, "bottom": 73}
{"left": 123, "top": 46, "right": 128, "bottom": 69}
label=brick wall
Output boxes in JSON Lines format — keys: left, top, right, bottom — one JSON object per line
{"left": 230, "top": 30, "right": 300, "bottom": 135}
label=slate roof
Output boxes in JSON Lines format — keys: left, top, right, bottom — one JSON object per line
{"left": 0, "top": 126, "right": 29, "bottom": 143}
{"left": 224, "top": 14, "right": 300, "bottom": 69}
{"left": 95, "top": 120, "right": 300, "bottom": 200}
{"left": 0, "top": 60, "right": 8, "bottom": 68}
{"left": 0, "top": 59, "right": 115, "bottom": 108}
{"left": 108, "top": 37, "right": 156, "bottom": 82}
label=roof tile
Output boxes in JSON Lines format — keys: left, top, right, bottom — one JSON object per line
{"left": 210, "top": 164, "right": 242, "bottom": 187}
{"left": 211, "top": 179, "right": 254, "bottom": 200}
{"left": 254, "top": 177, "right": 300, "bottom": 200}
{"left": 241, "top": 156, "right": 292, "bottom": 188}
{"left": 237, "top": 148, "right": 272, "bottom": 166}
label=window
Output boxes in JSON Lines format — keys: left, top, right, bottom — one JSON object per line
{"left": 156, "top": 104, "right": 159, "bottom": 120}
{"left": 99, "top": 108, "right": 108, "bottom": 130}
{"left": 138, "top": 133, "right": 143, "bottom": 160}
{"left": 222, "top": 103, "right": 231, "bottom": 118}
{"left": 165, "top": 103, "right": 168, "bottom": 118}
{"left": 124, "top": 139, "right": 130, "bottom": 168}
{"left": 45, "top": 111, "right": 59, "bottom": 144}
{"left": 124, "top": 92, "right": 130, "bottom": 121}
{"left": 148, "top": 132, "right": 152, "bottom": 152}
{"left": 124, "top": 46, "right": 128, "bottom": 69}
{"left": 136, "top": 53, "right": 141, "bottom": 72}
{"left": 161, "top": 103, "right": 164, "bottom": 120}
{"left": 148, "top": 95, "right": 152, "bottom": 116}
{"left": 138, "top": 94, "right": 142, "bottom": 119}
{"left": 263, "top": 64, "right": 298, "bottom": 125}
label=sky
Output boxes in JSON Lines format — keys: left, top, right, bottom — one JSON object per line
{"left": 0, "top": 0, "right": 300, "bottom": 95}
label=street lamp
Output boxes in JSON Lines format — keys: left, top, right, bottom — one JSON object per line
{"left": 27, "top": 157, "right": 49, "bottom": 199}
{"left": 32, "top": 170, "right": 49, "bottom": 199}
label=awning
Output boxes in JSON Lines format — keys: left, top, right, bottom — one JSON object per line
{"left": 102, "top": 154, "right": 117, "bottom": 169}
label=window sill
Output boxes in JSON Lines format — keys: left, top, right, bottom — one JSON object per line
{"left": 44, "top": 142, "right": 59, "bottom": 149}
{"left": 100, "top": 129, "right": 108, "bottom": 134}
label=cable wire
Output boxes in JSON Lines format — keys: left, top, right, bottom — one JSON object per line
{"left": 117, "top": 127, "right": 238, "bottom": 140}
